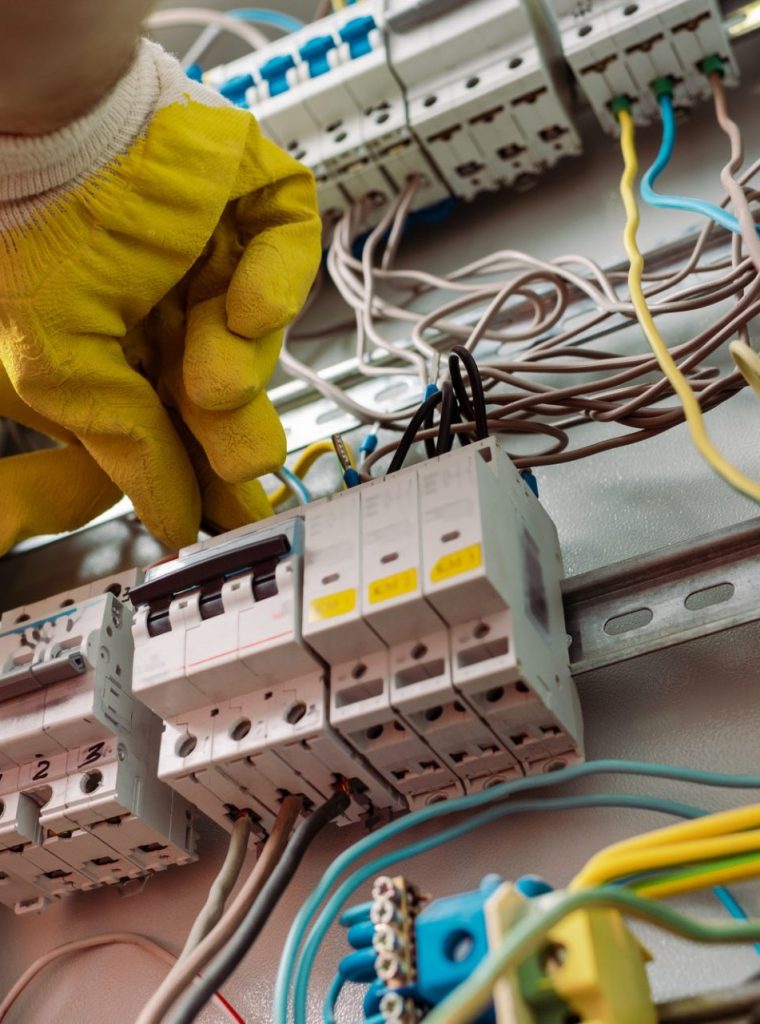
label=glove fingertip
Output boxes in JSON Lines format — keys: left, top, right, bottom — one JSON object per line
{"left": 209, "top": 422, "right": 286, "bottom": 485}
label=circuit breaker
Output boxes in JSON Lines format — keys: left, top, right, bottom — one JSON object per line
{"left": 548, "top": 0, "right": 737, "bottom": 132}
{"left": 0, "top": 574, "right": 196, "bottom": 914}
{"left": 130, "top": 439, "right": 582, "bottom": 835}
{"left": 203, "top": 0, "right": 582, "bottom": 217}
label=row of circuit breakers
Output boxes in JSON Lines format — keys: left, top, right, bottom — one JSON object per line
{"left": 0, "top": 441, "right": 581, "bottom": 913}
{"left": 201, "top": 0, "right": 738, "bottom": 221}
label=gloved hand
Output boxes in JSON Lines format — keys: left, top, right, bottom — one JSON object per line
{"left": 0, "top": 39, "right": 321, "bottom": 554}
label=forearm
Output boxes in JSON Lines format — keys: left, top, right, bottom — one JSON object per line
{"left": 0, "top": 0, "right": 155, "bottom": 134}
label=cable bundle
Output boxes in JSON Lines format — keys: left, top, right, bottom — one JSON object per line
{"left": 283, "top": 75, "right": 760, "bottom": 499}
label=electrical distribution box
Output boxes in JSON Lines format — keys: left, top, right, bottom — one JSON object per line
{"left": 204, "top": 0, "right": 582, "bottom": 219}
{"left": 0, "top": 442, "right": 582, "bottom": 907}
{"left": 548, "top": 0, "right": 737, "bottom": 132}
{"left": 130, "top": 439, "right": 583, "bottom": 837}
{"left": 203, "top": 0, "right": 738, "bottom": 217}
{"left": 0, "top": 575, "right": 196, "bottom": 914}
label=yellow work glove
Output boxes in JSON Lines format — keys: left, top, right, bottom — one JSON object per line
{"left": 0, "top": 365, "right": 121, "bottom": 553}
{"left": 0, "top": 39, "right": 321, "bottom": 554}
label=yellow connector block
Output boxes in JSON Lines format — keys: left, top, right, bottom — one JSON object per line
{"left": 484, "top": 884, "right": 656, "bottom": 1024}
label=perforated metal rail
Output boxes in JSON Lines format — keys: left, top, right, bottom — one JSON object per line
{"left": 563, "top": 516, "right": 760, "bottom": 676}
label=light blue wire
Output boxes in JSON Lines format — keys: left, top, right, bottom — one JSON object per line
{"left": 230, "top": 8, "right": 305, "bottom": 32}
{"left": 319, "top": 883, "right": 760, "bottom": 1024}
{"left": 641, "top": 92, "right": 760, "bottom": 238}
{"left": 713, "top": 886, "right": 760, "bottom": 955}
{"left": 273, "top": 759, "right": 760, "bottom": 1024}
{"left": 323, "top": 973, "right": 345, "bottom": 1024}
{"left": 277, "top": 466, "right": 313, "bottom": 504}
{"left": 320, "top": 884, "right": 760, "bottom": 1024}
{"left": 181, "top": 8, "right": 304, "bottom": 70}
{"left": 310, "top": 794, "right": 754, "bottom": 1024}
{"left": 614, "top": 874, "right": 760, "bottom": 957}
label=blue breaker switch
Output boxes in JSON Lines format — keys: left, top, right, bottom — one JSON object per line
{"left": 185, "top": 63, "right": 203, "bottom": 82}
{"left": 339, "top": 15, "right": 376, "bottom": 59}
{"left": 259, "top": 54, "right": 296, "bottom": 97}
{"left": 219, "top": 73, "right": 254, "bottom": 107}
{"left": 299, "top": 35, "right": 337, "bottom": 78}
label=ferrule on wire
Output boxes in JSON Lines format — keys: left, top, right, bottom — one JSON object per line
{"left": 520, "top": 469, "right": 539, "bottom": 498}
{"left": 359, "top": 432, "right": 378, "bottom": 457}
{"left": 332, "top": 432, "right": 360, "bottom": 486}
{"left": 699, "top": 54, "right": 726, "bottom": 79}
{"left": 610, "top": 95, "right": 632, "bottom": 118}
{"left": 651, "top": 75, "right": 675, "bottom": 99}
{"left": 423, "top": 382, "right": 439, "bottom": 400}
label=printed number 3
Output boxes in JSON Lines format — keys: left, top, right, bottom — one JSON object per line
{"left": 78, "top": 742, "right": 106, "bottom": 770}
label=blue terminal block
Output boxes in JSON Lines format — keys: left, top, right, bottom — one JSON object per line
{"left": 259, "top": 54, "right": 296, "bottom": 97}
{"left": 219, "top": 72, "right": 255, "bottom": 107}
{"left": 299, "top": 35, "right": 337, "bottom": 78}
{"left": 339, "top": 15, "right": 376, "bottom": 59}
{"left": 515, "top": 874, "right": 553, "bottom": 899}
{"left": 414, "top": 875, "right": 502, "bottom": 1016}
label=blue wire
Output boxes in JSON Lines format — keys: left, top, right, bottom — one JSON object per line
{"left": 310, "top": 794, "right": 754, "bottom": 1024}
{"left": 323, "top": 972, "right": 345, "bottom": 1024}
{"left": 714, "top": 886, "right": 760, "bottom": 955}
{"left": 229, "top": 8, "right": 305, "bottom": 33}
{"left": 615, "top": 874, "right": 760, "bottom": 958}
{"left": 273, "top": 759, "right": 760, "bottom": 1024}
{"left": 641, "top": 92, "right": 760, "bottom": 238}
{"left": 278, "top": 466, "right": 312, "bottom": 504}
{"left": 313, "top": 794, "right": 759, "bottom": 1024}
{"left": 340, "top": 901, "right": 373, "bottom": 927}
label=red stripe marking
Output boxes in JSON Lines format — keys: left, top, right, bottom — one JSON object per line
{"left": 187, "top": 630, "right": 293, "bottom": 668}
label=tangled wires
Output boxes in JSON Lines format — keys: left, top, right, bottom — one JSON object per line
{"left": 283, "top": 94, "right": 760, "bottom": 482}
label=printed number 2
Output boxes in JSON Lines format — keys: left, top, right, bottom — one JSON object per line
{"left": 78, "top": 742, "right": 105, "bottom": 770}
{"left": 32, "top": 759, "right": 50, "bottom": 781}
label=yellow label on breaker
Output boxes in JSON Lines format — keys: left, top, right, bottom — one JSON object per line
{"left": 368, "top": 568, "right": 418, "bottom": 605}
{"left": 430, "top": 543, "right": 482, "bottom": 583}
{"left": 309, "top": 588, "right": 357, "bottom": 622}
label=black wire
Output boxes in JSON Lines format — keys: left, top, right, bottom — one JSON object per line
{"left": 387, "top": 389, "right": 442, "bottom": 473}
{"left": 167, "top": 789, "right": 350, "bottom": 1024}
{"left": 448, "top": 350, "right": 475, "bottom": 422}
{"left": 449, "top": 346, "right": 489, "bottom": 440}
{"left": 435, "top": 382, "right": 456, "bottom": 455}
{"left": 451, "top": 397, "right": 471, "bottom": 446}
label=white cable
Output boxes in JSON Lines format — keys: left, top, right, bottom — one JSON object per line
{"left": 180, "top": 815, "right": 251, "bottom": 959}
{"left": 0, "top": 933, "right": 239, "bottom": 1023}
{"left": 145, "top": 8, "right": 269, "bottom": 50}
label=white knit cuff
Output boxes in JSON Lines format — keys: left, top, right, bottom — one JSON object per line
{"left": 0, "top": 39, "right": 231, "bottom": 203}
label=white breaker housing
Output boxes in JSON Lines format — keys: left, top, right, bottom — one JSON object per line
{"left": 130, "top": 516, "right": 406, "bottom": 838}
{"left": 203, "top": 0, "right": 581, "bottom": 217}
{"left": 0, "top": 574, "right": 196, "bottom": 914}
{"left": 131, "top": 438, "right": 582, "bottom": 835}
{"left": 548, "top": 0, "right": 737, "bottom": 132}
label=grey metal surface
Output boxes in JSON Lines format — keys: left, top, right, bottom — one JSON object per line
{"left": 564, "top": 515, "right": 760, "bottom": 675}
{"left": 657, "top": 981, "right": 760, "bottom": 1022}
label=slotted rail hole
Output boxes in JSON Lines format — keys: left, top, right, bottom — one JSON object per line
{"left": 603, "top": 607, "right": 653, "bottom": 636}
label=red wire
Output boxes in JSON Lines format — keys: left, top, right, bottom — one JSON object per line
{"left": 213, "top": 991, "right": 247, "bottom": 1024}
